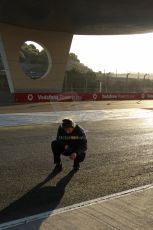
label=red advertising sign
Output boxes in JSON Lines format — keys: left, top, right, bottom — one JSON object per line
{"left": 15, "top": 93, "right": 93, "bottom": 103}
{"left": 101, "top": 93, "right": 141, "bottom": 100}
{"left": 14, "top": 92, "right": 153, "bottom": 103}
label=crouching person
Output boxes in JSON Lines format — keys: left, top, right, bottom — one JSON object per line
{"left": 51, "top": 118, "right": 87, "bottom": 172}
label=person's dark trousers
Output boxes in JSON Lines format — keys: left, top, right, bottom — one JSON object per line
{"left": 73, "top": 152, "right": 86, "bottom": 168}
{"left": 51, "top": 140, "right": 65, "bottom": 165}
{"left": 51, "top": 140, "right": 86, "bottom": 166}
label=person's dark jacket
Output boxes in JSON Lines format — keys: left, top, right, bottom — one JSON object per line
{"left": 56, "top": 124, "right": 87, "bottom": 156}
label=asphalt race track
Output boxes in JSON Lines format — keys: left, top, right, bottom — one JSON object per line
{"left": 0, "top": 101, "right": 153, "bottom": 224}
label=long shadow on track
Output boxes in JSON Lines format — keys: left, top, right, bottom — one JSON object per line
{"left": 0, "top": 169, "right": 75, "bottom": 225}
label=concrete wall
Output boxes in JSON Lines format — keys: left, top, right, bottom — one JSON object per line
{"left": 0, "top": 91, "right": 13, "bottom": 104}
{"left": 0, "top": 23, "right": 73, "bottom": 93}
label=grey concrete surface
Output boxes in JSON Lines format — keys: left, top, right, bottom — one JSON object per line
{"left": 2, "top": 185, "right": 153, "bottom": 230}
{"left": 31, "top": 185, "right": 153, "bottom": 230}
{"left": 1, "top": 0, "right": 153, "bottom": 35}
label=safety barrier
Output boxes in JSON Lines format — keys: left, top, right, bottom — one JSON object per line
{"left": 14, "top": 92, "right": 153, "bottom": 102}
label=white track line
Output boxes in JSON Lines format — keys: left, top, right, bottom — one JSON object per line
{"left": 0, "top": 183, "right": 153, "bottom": 230}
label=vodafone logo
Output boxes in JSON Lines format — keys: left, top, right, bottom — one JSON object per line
{"left": 93, "top": 93, "right": 97, "bottom": 100}
{"left": 27, "top": 94, "right": 34, "bottom": 101}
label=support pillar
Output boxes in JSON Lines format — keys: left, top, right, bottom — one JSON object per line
{"left": 0, "top": 23, "right": 73, "bottom": 93}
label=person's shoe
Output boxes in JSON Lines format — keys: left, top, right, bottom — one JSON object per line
{"left": 53, "top": 163, "right": 63, "bottom": 173}
{"left": 73, "top": 163, "right": 80, "bottom": 171}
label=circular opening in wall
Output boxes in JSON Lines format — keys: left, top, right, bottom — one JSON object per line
{"left": 19, "top": 41, "right": 51, "bottom": 80}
